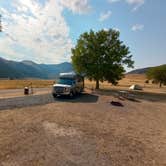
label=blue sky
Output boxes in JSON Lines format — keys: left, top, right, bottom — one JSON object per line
{"left": 0, "top": 0, "right": 166, "bottom": 70}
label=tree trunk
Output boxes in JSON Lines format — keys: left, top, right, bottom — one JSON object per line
{"left": 95, "top": 79, "right": 99, "bottom": 89}
{"left": 159, "top": 82, "right": 162, "bottom": 88}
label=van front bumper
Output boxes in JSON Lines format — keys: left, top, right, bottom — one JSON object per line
{"left": 52, "top": 91, "right": 71, "bottom": 96}
{"left": 52, "top": 92, "right": 70, "bottom": 95}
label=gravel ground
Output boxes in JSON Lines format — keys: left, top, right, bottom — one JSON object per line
{"left": 1, "top": 88, "right": 166, "bottom": 111}
{"left": 0, "top": 91, "right": 166, "bottom": 166}
{"left": 0, "top": 94, "right": 54, "bottom": 110}
{"left": 0, "top": 91, "right": 99, "bottom": 111}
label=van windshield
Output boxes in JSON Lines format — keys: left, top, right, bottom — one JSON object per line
{"left": 57, "top": 78, "right": 75, "bottom": 85}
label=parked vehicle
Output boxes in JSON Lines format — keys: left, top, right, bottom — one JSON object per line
{"left": 52, "top": 72, "right": 84, "bottom": 97}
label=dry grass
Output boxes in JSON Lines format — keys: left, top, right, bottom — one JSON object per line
{"left": 0, "top": 79, "right": 54, "bottom": 89}
{"left": 85, "top": 74, "right": 166, "bottom": 94}
{"left": 0, "top": 74, "right": 165, "bottom": 94}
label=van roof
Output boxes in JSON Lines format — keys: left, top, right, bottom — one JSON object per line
{"left": 60, "top": 72, "right": 76, "bottom": 76}
{"left": 59, "top": 72, "right": 83, "bottom": 79}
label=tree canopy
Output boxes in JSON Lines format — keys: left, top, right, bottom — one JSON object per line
{"left": 146, "top": 65, "right": 166, "bottom": 87}
{"left": 71, "top": 29, "right": 134, "bottom": 89}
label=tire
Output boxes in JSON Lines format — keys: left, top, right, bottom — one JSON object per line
{"left": 52, "top": 93, "right": 57, "bottom": 98}
{"left": 69, "top": 91, "right": 75, "bottom": 98}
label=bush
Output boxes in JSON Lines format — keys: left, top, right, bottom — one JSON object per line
{"left": 146, "top": 65, "right": 166, "bottom": 87}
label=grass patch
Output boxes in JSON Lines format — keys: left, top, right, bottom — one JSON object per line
{"left": 0, "top": 74, "right": 165, "bottom": 94}
{"left": 0, "top": 79, "right": 54, "bottom": 89}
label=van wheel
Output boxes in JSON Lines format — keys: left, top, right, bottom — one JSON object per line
{"left": 69, "top": 91, "right": 74, "bottom": 98}
{"left": 52, "top": 94, "right": 57, "bottom": 98}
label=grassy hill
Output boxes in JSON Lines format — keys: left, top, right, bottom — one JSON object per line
{"left": 127, "top": 67, "right": 150, "bottom": 74}
{"left": 128, "top": 64, "right": 166, "bottom": 75}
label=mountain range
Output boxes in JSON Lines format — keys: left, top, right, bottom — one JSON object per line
{"left": 0, "top": 57, "right": 163, "bottom": 79}
{"left": 0, "top": 57, "right": 73, "bottom": 79}
{"left": 127, "top": 67, "right": 150, "bottom": 74}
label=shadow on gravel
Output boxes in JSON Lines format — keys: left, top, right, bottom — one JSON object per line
{"left": 0, "top": 93, "right": 99, "bottom": 111}
{"left": 54, "top": 93, "right": 99, "bottom": 103}
{"left": 127, "top": 98, "right": 141, "bottom": 103}
{"left": 95, "top": 89, "right": 166, "bottom": 102}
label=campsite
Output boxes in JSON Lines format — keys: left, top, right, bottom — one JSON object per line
{"left": 0, "top": 0, "right": 166, "bottom": 165}
{"left": 0, "top": 74, "right": 166, "bottom": 165}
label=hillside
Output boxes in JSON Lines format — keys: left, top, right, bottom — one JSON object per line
{"left": 0, "top": 57, "right": 73, "bottom": 79}
{"left": 127, "top": 67, "right": 150, "bottom": 74}
{"left": 128, "top": 64, "right": 166, "bottom": 75}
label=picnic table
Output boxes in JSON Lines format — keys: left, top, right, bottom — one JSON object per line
{"left": 119, "top": 91, "right": 129, "bottom": 97}
{"left": 118, "top": 90, "right": 135, "bottom": 100}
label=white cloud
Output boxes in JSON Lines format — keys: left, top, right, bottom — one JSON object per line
{"left": 126, "top": 0, "right": 144, "bottom": 11}
{"left": 131, "top": 24, "right": 144, "bottom": 31}
{"left": 108, "top": 0, "right": 145, "bottom": 11}
{"left": 60, "top": 0, "right": 91, "bottom": 14}
{"left": 113, "top": 27, "right": 120, "bottom": 32}
{"left": 126, "top": 0, "right": 144, "bottom": 5}
{"left": 108, "top": 0, "right": 121, "bottom": 3}
{"left": 0, "top": 38, "right": 24, "bottom": 60}
{"left": 99, "top": 11, "right": 112, "bottom": 22}
{"left": 0, "top": 0, "right": 91, "bottom": 64}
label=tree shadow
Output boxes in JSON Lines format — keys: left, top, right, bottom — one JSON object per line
{"left": 54, "top": 93, "right": 99, "bottom": 103}
{"left": 95, "top": 89, "right": 166, "bottom": 102}
{"left": 126, "top": 98, "right": 141, "bottom": 103}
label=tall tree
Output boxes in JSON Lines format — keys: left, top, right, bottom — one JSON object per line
{"left": 71, "top": 29, "right": 134, "bottom": 89}
{"left": 146, "top": 65, "right": 166, "bottom": 87}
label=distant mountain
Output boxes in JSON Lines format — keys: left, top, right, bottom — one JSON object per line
{"left": 127, "top": 67, "right": 150, "bottom": 74}
{"left": 127, "top": 64, "right": 166, "bottom": 74}
{"left": 0, "top": 57, "right": 73, "bottom": 79}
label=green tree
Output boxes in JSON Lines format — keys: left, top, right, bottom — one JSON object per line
{"left": 71, "top": 29, "right": 134, "bottom": 89}
{"left": 146, "top": 65, "right": 166, "bottom": 87}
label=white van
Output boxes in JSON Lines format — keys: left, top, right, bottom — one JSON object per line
{"left": 52, "top": 72, "right": 84, "bottom": 97}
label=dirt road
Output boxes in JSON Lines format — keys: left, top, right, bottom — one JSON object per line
{"left": 0, "top": 91, "right": 166, "bottom": 166}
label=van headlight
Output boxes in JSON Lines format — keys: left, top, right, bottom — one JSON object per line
{"left": 64, "top": 87, "right": 70, "bottom": 92}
